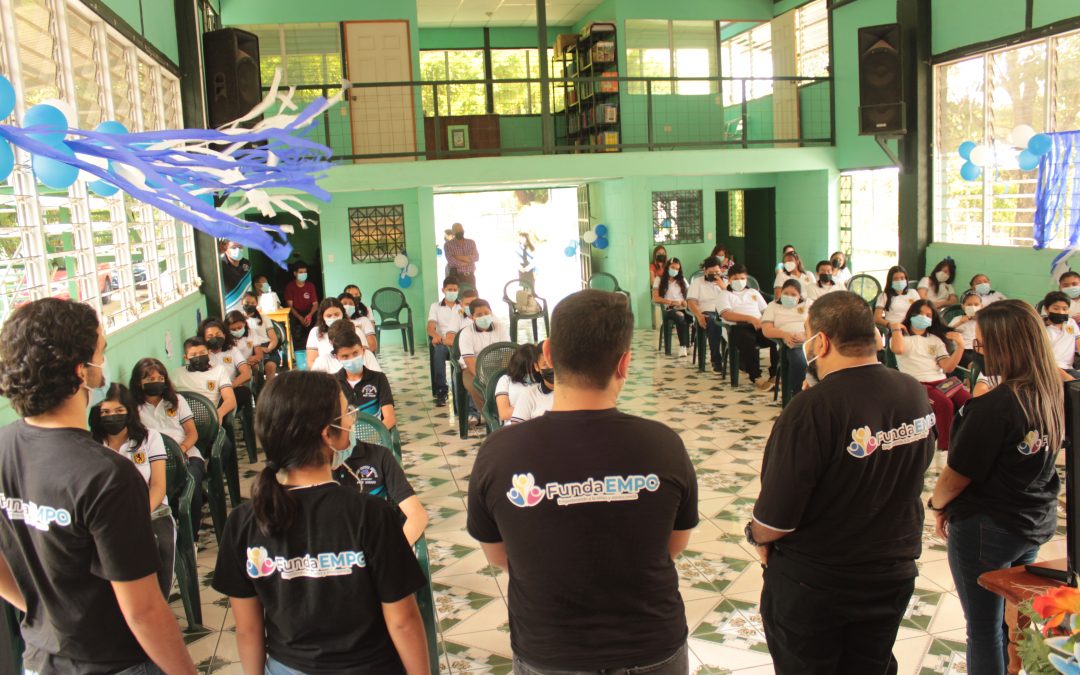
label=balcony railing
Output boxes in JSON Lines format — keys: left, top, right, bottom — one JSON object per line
{"left": 263, "top": 74, "right": 833, "bottom": 162}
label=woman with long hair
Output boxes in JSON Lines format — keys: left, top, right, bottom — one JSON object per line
{"left": 304, "top": 297, "right": 347, "bottom": 367}
{"left": 772, "top": 250, "right": 814, "bottom": 300}
{"left": 829, "top": 250, "right": 851, "bottom": 288}
{"left": 495, "top": 343, "right": 539, "bottom": 423}
{"left": 651, "top": 257, "right": 691, "bottom": 356}
{"left": 212, "top": 370, "right": 429, "bottom": 674}
{"left": 929, "top": 301, "right": 1065, "bottom": 675}
{"left": 709, "top": 243, "right": 735, "bottom": 278}
{"left": 242, "top": 291, "right": 280, "bottom": 378}
{"left": 918, "top": 258, "right": 959, "bottom": 309}
{"left": 760, "top": 279, "right": 809, "bottom": 398}
{"left": 874, "top": 265, "right": 921, "bottom": 329}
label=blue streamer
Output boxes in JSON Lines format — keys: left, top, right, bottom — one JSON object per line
{"left": 1033, "top": 132, "right": 1080, "bottom": 277}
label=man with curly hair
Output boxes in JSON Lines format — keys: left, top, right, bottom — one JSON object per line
{"left": 0, "top": 298, "right": 194, "bottom": 674}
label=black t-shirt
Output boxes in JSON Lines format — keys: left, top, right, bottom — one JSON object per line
{"left": 0, "top": 421, "right": 159, "bottom": 674}
{"left": 212, "top": 483, "right": 426, "bottom": 674}
{"left": 947, "top": 385, "right": 1060, "bottom": 543}
{"left": 336, "top": 368, "right": 394, "bottom": 421}
{"left": 220, "top": 254, "right": 251, "bottom": 292}
{"left": 753, "top": 364, "right": 935, "bottom": 583}
{"left": 467, "top": 408, "right": 698, "bottom": 670}
{"left": 333, "top": 442, "right": 415, "bottom": 505}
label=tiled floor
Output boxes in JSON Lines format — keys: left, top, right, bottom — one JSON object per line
{"left": 178, "top": 329, "right": 1067, "bottom": 674}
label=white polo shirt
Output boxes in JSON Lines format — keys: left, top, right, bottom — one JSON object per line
{"left": 306, "top": 322, "right": 366, "bottom": 360}
{"left": 139, "top": 397, "right": 199, "bottom": 460}
{"left": 352, "top": 315, "right": 376, "bottom": 337}
{"left": 1046, "top": 319, "right": 1080, "bottom": 369}
{"left": 209, "top": 347, "right": 246, "bottom": 379}
{"left": 246, "top": 318, "right": 271, "bottom": 347}
{"left": 510, "top": 383, "right": 554, "bottom": 423}
{"left": 833, "top": 267, "right": 852, "bottom": 289}
{"left": 895, "top": 334, "right": 948, "bottom": 383}
{"left": 652, "top": 276, "right": 687, "bottom": 302}
{"left": 110, "top": 430, "right": 167, "bottom": 504}
{"left": 717, "top": 287, "right": 768, "bottom": 325}
{"left": 1070, "top": 297, "right": 1080, "bottom": 319}
{"left": 495, "top": 375, "right": 530, "bottom": 412}
{"left": 948, "top": 314, "right": 978, "bottom": 345}
{"left": 310, "top": 350, "right": 381, "bottom": 375}
{"left": 760, "top": 301, "right": 808, "bottom": 335}
{"left": 917, "top": 277, "right": 956, "bottom": 304}
{"left": 977, "top": 290, "right": 1007, "bottom": 307}
{"left": 805, "top": 282, "right": 840, "bottom": 304}
{"left": 687, "top": 277, "right": 725, "bottom": 314}
{"left": 172, "top": 364, "right": 233, "bottom": 407}
{"left": 428, "top": 301, "right": 464, "bottom": 337}
{"left": 458, "top": 321, "right": 511, "bottom": 368}
{"left": 772, "top": 269, "right": 816, "bottom": 293}
{"left": 876, "top": 290, "right": 921, "bottom": 325}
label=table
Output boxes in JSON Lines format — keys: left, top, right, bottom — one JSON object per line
{"left": 978, "top": 558, "right": 1067, "bottom": 675}
{"left": 265, "top": 308, "right": 294, "bottom": 370}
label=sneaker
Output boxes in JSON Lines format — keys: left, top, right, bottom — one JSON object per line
{"left": 435, "top": 395, "right": 448, "bottom": 407}
{"left": 711, "top": 363, "right": 723, "bottom": 374}
{"left": 754, "top": 376, "right": 774, "bottom": 391}
{"left": 469, "top": 413, "right": 482, "bottom": 428}
{"left": 679, "top": 346, "right": 688, "bottom": 357}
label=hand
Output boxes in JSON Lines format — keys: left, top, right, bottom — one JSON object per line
{"left": 889, "top": 322, "right": 904, "bottom": 333}
{"left": 946, "top": 331, "right": 964, "bottom": 348}
{"left": 933, "top": 510, "right": 949, "bottom": 540}
{"left": 301, "top": 316, "right": 312, "bottom": 327}
{"left": 783, "top": 334, "right": 802, "bottom": 349}
{"left": 755, "top": 543, "right": 771, "bottom": 567}
{"left": 696, "top": 315, "right": 706, "bottom": 329}
{"left": 431, "top": 335, "right": 442, "bottom": 346}
{"left": 749, "top": 318, "right": 762, "bottom": 330}
{"left": 246, "top": 355, "right": 260, "bottom": 366}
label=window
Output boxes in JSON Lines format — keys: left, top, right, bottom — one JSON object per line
{"left": 796, "top": 0, "right": 829, "bottom": 79}
{"left": 728, "top": 190, "right": 745, "bottom": 237}
{"left": 626, "top": 20, "right": 718, "bottom": 96}
{"left": 242, "top": 23, "right": 342, "bottom": 113}
{"left": 843, "top": 168, "right": 899, "bottom": 277}
{"left": 934, "top": 29, "right": 1080, "bottom": 247}
{"left": 491, "top": 49, "right": 564, "bottom": 115}
{"left": 0, "top": 0, "right": 198, "bottom": 332}
{"left": 420, "top": 49, "right": 486, "bottom": 117}
{"left": 652, "top": 190, "right": 703, "bottom": 244}
{"left": 722, "top": 22, "right": 773, "bottom": 105}
{"left": 349, "top": 205, "right": 406, "bottom": 263}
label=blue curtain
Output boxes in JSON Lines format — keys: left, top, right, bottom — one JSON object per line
{"left": 1035, "top": 131, "right": 1080, "bottom": 275}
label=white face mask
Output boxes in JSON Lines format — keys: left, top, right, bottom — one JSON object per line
{"left": 783, "top": 261, "right": 796, "bottom": 273}
{"left": 802, "top": 332, "right": 822, "bottom": 366}
{"left": 935, "top": 270, "right": 950, "bottom": 283}
{"left": 730, "top": 279, "right": 746, "bottom": 292}
{"left": 963, "top": 304, "right": 978, "bottom": 317}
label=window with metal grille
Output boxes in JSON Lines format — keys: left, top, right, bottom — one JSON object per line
{"left": 796, "top": 0, "right": 829, "bottom": 79}
{"left": 729, "top": 190, "right": 745, "bottom": 237}
{"left": 652, "top": 190, "right": 703, "bottom": 244}
{"left": 349, "top": 205, "right": 406, "bottom": 263}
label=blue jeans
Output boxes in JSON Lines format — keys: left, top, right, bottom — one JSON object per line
{"left": 265, "top": 656, "right": 307, "bottom": 675}
{"left": 705, "top": 313, "right": 724, "bottom": 367}
{"left": 948, "top": 513, "right": 1040, "bottom": 675}
{"left": 785, "top": 345, "right": 807, "bottom": 398}
{"left": 513, "top": 643, "right": 688, "bottom": 675}
{"left": 430, "top": 343, "right": 449, "bottom": 396}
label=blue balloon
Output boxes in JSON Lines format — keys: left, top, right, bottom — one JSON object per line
{"left": 958, "top": 141, "right": 976, "bottom": 160}
{"left": 94, "top": 120, "right": 129, "bottom": 136}
{"left": 89, "top": 179, "right": 119, "bottom": 197}
{"left": 1028, "top": 133, "right": 1053, "bottom": 157}
{"left": 436, "top": 246, "right": 443, "bottom": 257}
{"left": 23, "top": 104, "right": 68, "bottom": 146}
{"left": 398, "top": 275, "right": 412, "bottom": 289}
{"left": 0, "top": 76, "right": 14, "bottom": 120}
{"left": 0, "top": 140, "right": 12, "bottom": 182}
{"left": 564, "top": 246, "right": 576, "bottom": 257}
{"left": 32, "top": 144, "right": 78, "bottom": 189}
{"left": 1017, "top": 149, "right": 1041, "bottom": 171}
{"left": 594, "top": 236, "right": 609, "bottom": 250}
{"left": 959, "top": 161, "right": 981, "bottom": 181}
{"left": 595, "top": 224, "right": 608, "bottom": 237}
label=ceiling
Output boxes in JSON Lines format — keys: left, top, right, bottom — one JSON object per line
{"left": 416, "top": 0, "right": 606, "bottom": 28}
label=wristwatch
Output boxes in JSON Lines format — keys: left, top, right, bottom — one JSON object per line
{"left": 927, "top": 497, "right": 944, "bottom": 512}
{"left": 744, "top": 521, "right": 759, "bottom": 546}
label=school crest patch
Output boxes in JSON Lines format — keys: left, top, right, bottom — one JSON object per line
{"left": 207, "top": 382, "right": 216, "bottom": 391}
{"left": 167, "top": 407, "right": 177, "bottom": 418}
{"left": 133, "top": 452, "right": 146, "bottom": 465}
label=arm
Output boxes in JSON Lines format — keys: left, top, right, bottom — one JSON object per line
{"left": 380, "top": 404, "right": 397, "bottom": 431}
{"left": 426, "top": 320, "right": 441, "bottom": 344}
{"left": 480, "top": 542, "right": 508, "bottom": 571}
{"left": 929, "top": 466, "right": 974, "bottom": 539}
{"left": 147, "top": 460, "right": 166, "bottom": 511}
{"left": 464, "top": 356, "right": 478, "bottom": 380}
{"left": 917, "top": 287, "right": 929, "bottom": 300}
{"left": 496, "top": 395, "right": 513, "bottom": 421}
{"left": 749, "top": 521, "right": 790, "bottom": 566}
{"left": 287, "top": 299, "right": 304, "bottom": 322}
{"left": 721, "top": 311, "right": 761, "bottom": 329}
{"left": 973, "top": 379, "right": 993, "bottom": 397}
{"left": 232, "top": 361, "right": 252, "bottom": 388}
{"left": 874, "top": 306, "right": 888, "bottom": 327}
{"left": 217, "top": 386, "right": 237, "bottom": 421}
{"left": 367, "top": 333, "right": 378, "bottom": 351}
{"left": 305, "top": 348, "right": 318, "bottom": 365}
{"left": 773, "top": 286, "right": 782, "bottom": 300}
{"left": 382, "top": 596, "right": 429, "bottom": 675}
{"left": 264, "top": 326, "right": 279, "bottom": 351}
{"left": 888, "top": 323, "right": 906, "bottom": 354}
{"left": 229, "top": 596, "right": 267, "bottom": 675}
{"left": 687, "top": 298, "right": 706, "bottom": 328}
{"left": 939, "top": 333, "right": 965, "bottom": 373}
{"left": 760, "top": 321, "right": 784, "bottom": 340}
{"left": 398, "top": 495, "right": 429, "bottom": 546}
{"left": 668, "top": 529, "right": 691, "bottom": 560}
{"left": 0, "top": 552, "right": 26, "bottom": 612}
{"left": 180, "top": 419, "right": 198, "bottom": 455}
{"left": 113, "top": 575, "right": 197, "bottom": 674}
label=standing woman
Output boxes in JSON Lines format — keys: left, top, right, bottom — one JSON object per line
{"left": 918, "top": 258, "right": 959, "bottom": 309}
{"left": 929, "top": 300, "right": 1064, "bottom": 675}
{"left": 649, "top": 245, "right": 668, "bottom": 288}
{"left": 651, "top": 257, "right": 691, "bottom": 357}
{"left": 213, "top": 370, "right": 429, "bottom": 674}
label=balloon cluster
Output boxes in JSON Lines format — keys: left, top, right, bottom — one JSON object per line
{"left": 957, "top": 125, "right": 1053, "bottom": 181}
{"left": 394, "top": 253, "right": 419, "bottom": 288}
{"left": 582, "top": 223, "right": 610, "bottom": 250}
{"left": 563, "top": 239, "right": 578, "bottom": 257}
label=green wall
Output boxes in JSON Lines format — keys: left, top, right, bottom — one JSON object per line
{"left": 102, "top": 0, "right": 179, "bottom": 64}
{"left": 931, "top": 0, "right": 1078, "bottom": 55}
{"left": 926, "top": 243, "right": 1062, "bottom": 304}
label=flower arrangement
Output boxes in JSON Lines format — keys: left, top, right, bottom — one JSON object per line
{"left": 1020, "top": 586, "right": 1080, "bottom": 674}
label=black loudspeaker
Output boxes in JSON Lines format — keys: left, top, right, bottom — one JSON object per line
{"left": 203, "top": 28, "right": 262, "bottom": 129}
{"left": 858, "top": 23, "right": 905, "bottom": 135}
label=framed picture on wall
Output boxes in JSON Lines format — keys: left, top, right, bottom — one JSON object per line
{"left": 448, "top": 125, "right": 470, "bottom": 152}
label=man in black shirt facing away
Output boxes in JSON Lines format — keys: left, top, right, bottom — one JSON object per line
{"left": 748, "top": 291, "right": 935, "bottom": 674}
{"left": 468, "top": 289, "right": 698, "bottom": 674}
{"left": 0, "top": 299, "right": 195, "bottom": 675}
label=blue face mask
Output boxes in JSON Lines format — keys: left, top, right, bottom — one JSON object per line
{"left": 780, "top": 295, "right": 798, "bottom": 308}
{"left": 329, "top": 426, "right": 356, "bottom": 469}
{"left": 975, "top": 282, "right": 991, "bottom": 296}
{"left": 668, "top": 268, "right": 678, "bottom": 277}
{"left": 910, "top": 315, "right": 933, "bottom": 331}
{"left": 297, "top": 273, "right": 308, "bottom": 282}
{"left": 230, "top": 328, "right": 245, "bottom": 338}
{"left": 445, "top": 291, "right": 459, "bottom": 302}
{"left": 341, "top": 356, "right": 364, "bottom": 374}
{"left": 260, "top": 283, "right": 270, "bottom": 293}
{"left": 891, "top": 280, "right": 908, "bottom": 293}
{"left": 1065, "top": 286, "right": 1080, "bottom": 299}
{"left": 475, "top": 315, "right": 494, "bottom": 330}
{"left": 83, "top": 357, "right": 109, "bottom": 409}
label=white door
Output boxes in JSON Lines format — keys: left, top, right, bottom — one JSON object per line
{"left": 343, "top": 21, "right": 417, "bottom": 162}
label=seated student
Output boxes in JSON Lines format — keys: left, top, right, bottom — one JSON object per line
{"left": 774, "top": 244, "right": 797, "bottom": 273}
{"left": 719, "top": 264, "right": 777, "bottom": 391}
{"left": 226, "top": 310, "right": 265, "bottom": 369}
{"left": 305, "top": 298, "right": 347, "bottom": 367}
{"left": 875, "top": 265, "right": 921, "bottom": 329}
{"left": 427, "top": 277, "right": 464, "bottom": 407}
{"left": 947, "top": 290, "right": 983, "bottom": 368}
{"left": 918, "top": 258, "right": 959, "bottom": 308}
{"left": 212, "top": 371, "right": 429, "bottom": 674}
{"left": 311, "top": 321, "right": 382, "bottom": 375}
{"left": 90, "top": 384, "right": 173, "bottom": 596}
{"left": 652, "top": 257, "right": 691, "bottom": 357}
{"left": 889, "top": 300, "right": 971, "bottom": 450}
{"left": 495, "top": 343, "right": 539, "bottom": 423}
{"left": 330, "top": 326, "right": 396, "bottom": 429}
{"left": 687, "top": 256, "right": 728, "bottom": 373}
{"left": 761, "top": 279, "right": 809, "bottom": 398}
{"left": 1059, "top": 271, "right": 1080, "bottom": 321}
{"left": 709, "top": 243, "right": 735, "bottom": 281}
{"left": 510, "top": 341, "right": 555, "bottom": 423}
{"left": 339, "top": 293, "right": 377, "bottom": 351}
{"left": 343, "top": 283, "right": 370, "bottom": 318}
{"left": 970, "top": 273, "right": 1007, "bottom": 306}
{"left": 171, "top": 337, "right": 237, "bottom": 422}
{"left": 804, "top": 260, "right": 840, "bottom": 305}
{"left": 253, "top": 274, "right": 281, "bottom": 314}
{"left": 830, "top": 250, "right": 851, "bottom": 288}
{"left": 201, "top": 317, "right": 254, "bottom": 431}
{"left": 458, "top": 287, "right": 479, "bottom": 320}
{"left": 459, "top": 299, "right": 510, "bottom": 424}
{"left": 1042, "top": 291, "right": 1080, "bottom": 379}
{"left": 242, "top": 292, "right": 280, "bottom": 379}
{"left": 334, "top": 440, "right": 429, "bottom": 546}
{"left": 772, "top": 250, "right": 815, "bottom": 300}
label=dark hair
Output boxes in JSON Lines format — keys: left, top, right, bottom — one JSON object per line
{"left": 329, "top": 320, "right": 363, "bottom": 352}
{"left": 225, "top": 310, "right": 249, "bottom": 337}
{"left": 701, "top": 256, "right": 722, "bottom": 271}
{"left": 549, "top": 290, "right": 633, "bottom": 390}
{"left": 807, "top": 292, "right": 879, "bottom": 357}
{"left": 782, "top": 250, "right": 806, "bottom": 275}
{"left": 0, "top": 298, "right": 100, "bottom": 417}
{"left": 729, "top": 263, "right": 748, "bottom": 276}
{"left": 460, "top": 287, "right": 478, "bottom": 300}
{"left": 183, "top": 337, "right": 207, "bottom": 355}
{"left": 710, "top": 244, "right": 730, "bottom": 260}
{"left": 130, "top": 357, "right": 180, "bottom": 409}
{"left": 89, "top": 383, "right": 149, "bottom": 446}
{"left": 927, "top": 258, "right": 956, "bottom": 294}
{"left": 882, "top": 265, "right": 910, "bottom": 312}
{"left": 902, "top": 299, "right": 949, "bottom": 342}
{"left": 343, "top": 284, "right": 360, "bottom": 296}
{"left": 782, "top": 244, "right": 796, "bottom": 254}
{"left": 776, "top": 279, "right": 803, "bottom": 302}
{"left": 1061, "top": 271, "right": 1080, "bottom": 284}
{"left": 815, "top": 260, "right": 833, "bottom": 287}
{"left": 252, "top": 371, "right": 344, "bottom": 537}
{"left": 470, "top": 298, "right": 491, "bottom": 315}
{"left": 1044, "top": 291, "right": 1070, "bottom": 311}
{"left": 658, "top": 258, "right": 688, "bottom": 299}
{"left": 199, "top": 318, "right": 236, "bottom": 351}
{"left": 961, "top": 289, "right": 981, "bottom": 303}
{"left": 970, "top": 273, "right": 990, "bottom": 288}
{"left": 291, "top": 261, "right": 308, "bottom": 273}
{"left": 338, "top": 291, "right": 368, "bottom": 318}
{"left": 507, "top": 343, "right": 539, "bottom": 384}
{"left": 315, "top": 297, "right": 346, "bottom": 337}
{"left": 651, "top": 245, "right": 667, "bottom": 261}
{"left": 241, "top": 291, "right": 265, "bottom": 325}
{"left": 442, "top": 277, "right": 459, "bottom": 290}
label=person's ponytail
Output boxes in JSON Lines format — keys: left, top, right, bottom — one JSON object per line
{"left": 252, "top": 462, "right": 297, "bottom": 537}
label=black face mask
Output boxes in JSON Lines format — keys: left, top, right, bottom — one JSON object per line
{"left": 99, "top": 414, "right": 128, "bottom": 435}
{"left": 818, "top": 273, "right": 832, "bottom": 284}
{"left": 705, "top": 273, "right": 719, "bottom": 282}
{"left": 831, "top": 258, "right": 844, "bottom": 269}
{"left": 243, "top": 304, "right": 258, "bottom": 315}
{"left": 1048, "top": 312, "right": 1069, "bottom": 325}
{"left": 187, "top": 355, "right": 211, "bottom": 372}
{"left": 656, "top": 254, "right": 667, "bottom": 263}
{"left": 205, "top": 337, "right": 225, "bottom": 350}
{"left": 142, "top": 382, "right": 167, "bottom": 397}
{"left": 540, "top": 368, "right": 555, "bottom": 383}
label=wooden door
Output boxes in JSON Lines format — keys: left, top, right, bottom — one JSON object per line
{"left": 343, "top": 21, "right": 417, "bottom": 162}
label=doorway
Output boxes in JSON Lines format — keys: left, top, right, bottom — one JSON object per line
{"left": 343, "top": 20, "right": 417, "bottom": 162}
{"left": 716, "top": 188, "right": 775, "bottom": 285}
{"left": 246, "top": 211, "right": 322, "bottom": 305}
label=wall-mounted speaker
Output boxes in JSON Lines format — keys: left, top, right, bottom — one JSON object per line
{"left": 858, "top": 23, "right": 905, "bottom": 135}
{"left": 203, "top": 28, "right": 262, "bottom": 129}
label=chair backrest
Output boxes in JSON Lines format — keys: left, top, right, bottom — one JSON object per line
{"left": 483, "top": 367, "right": 507, "bottom": 425}
{"left": 688, "top": 270, "right": 704, "bottom": 284}
{"left": 474, "top": 342, "right": 517, "bottom": 391}
{"left": 503, "top": 279, "right": 538, "bottom": 303}
{"left": 371, "top": 287, "right": 407, "bottom": 322}
{"left": 162, "top": 435, "right": 190, "bottom": 509}
{"left": 450, "top": 330, "right": 463, "bottom": 362}
{"left": 353, "top": 412, "right": 399, "bottom": 463}
{"left": 940, "top": 303, "right": 964, "bottom": 326}
{"left": 588, "top": 272, "right": 619, "bottom": 292}
{"left": 270, "top": 322, "right": 285, "bottom": 351}
{"left": 179, "top": 391, "right": 221, "bottom": 455}
{"left": 846, "top": 273, "right": 882, "bottom": 305}
{"left": 746, "top": 275, "right": 761, "bottom": 291}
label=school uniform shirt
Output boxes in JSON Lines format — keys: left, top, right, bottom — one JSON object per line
{"left": 246, "top": 317, "right": 271, "bottom": 347}
{"left": 1046, "top": 318, "right": 1080, "bottom": 369}
{"left": 335, "top": 367, "right": 394, "bottom": 421}
{"left": 171, "top": 364, "right": 233, "bottom": 407}
{"left": 947, "top": 385, "right": 1060, "bottom": 543}
{"left": 352, "top": 315, "right": 376, "bottom": 338}
{"left": 753, "top": 364, "right": 935, "bottom": 583}
{"left": 0, "top": 421, "right": 159, "bottom": 674}
{"left": 1070, "top": 297, "right": 1080, "bottom": 319}
{"left": 686, "top": 277, "right": 725, "bottom": 313}
{"left": 334, "top": 442, "right": 415, "bottom": 504}
{"left": 428, "top": 301, "right": 464, "bottom": 339}
{"left": 895, "top": 334, "right": 948, "bottom": 383}
{"left": 467, "top": 408, "right": 698, "bottom": 670}
{"left": 716, "top": 287, "right": 768, "bottom": 325}
{"left": 771, "top": 269, "right": 816, "bottom": 293}
{"left": 458, "top": 321, "right": 511, "bottom": 368}
{"left": 804, "top": 282, "right": 840, "bottom": 304}
{"left": 651, "top": 276, "right": 687, "bottom": 302}
{"left": 139, "top": 397, "right": 199, "bottom": 460}
{"left": 832, "top": 266, "right": 852, "bottom": 289}
{"left": 510, "top": 382, "right": 554, "bottom": 423}
{"left": 210, "top": 346, "right": 246, "bottom": 379}
{"left": 306, "top": 323, "right": 367, "bottom": 361}
{"left": 875, "top": 289, "right": 921, "bottom": 325}
{"left": 232, "top": 333, "right": 260, "bottom": 361}
{"left": 760, "top": 301, "right": 808, "bottom": 335}
{"left": 977, "top": 290, "right": 1007, "bottom": 307}
{"left": 310, "top": 350, "right": 381, "bottom": 375}
{"left": 495, "top": 375, "right": 531, "bottom": 413}
{"left": 212, "top": 484, "right": 426, "bottom": 674}
{"left": 948, "top": 315, "right": 978, "bottom": 345}
{"left": 110, "top": 430, "right": 168, "bottom": 506}
{"left": 917, "top": 277, "right": 956, "bottom": 304}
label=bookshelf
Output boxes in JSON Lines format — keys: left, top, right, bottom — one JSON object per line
{"left": 552, "top": 22, "right": 620, "bottom": 153}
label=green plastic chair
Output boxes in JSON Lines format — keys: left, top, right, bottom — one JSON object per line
{"left": 163, "top": 436, "right": 202, "bottom": 629}
{"left": 847, "top": 273, "right": 881, "bottom": 307}
{"left": 218, "top": 410, "right": 243, "bottom": 507}
{"left": 588, "top": 272, "right": 631, "bottom": 301}
{"left": 472, "top": 342, "right": 517, "bottom": 395}
{"left": 179, "top": 391, "right": 229, "bottom": 542}
{"left": 371, "top": 287, "right": 416, "bottom": 355}
{"left": 448, "top": 332, "right": 469, "bottom": 439}
{"left": 940, "top": 304, "right": 964, "bottom": 326}
{"left": 483, "top": 368, "right": 507, "bottom": 435}
{"left": 353, "top": 411, "right": 403, "bottom": 461}
{"left": 746, "top": 275, "right": 761, "bottom": 292}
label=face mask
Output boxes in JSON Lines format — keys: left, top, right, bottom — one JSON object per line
{"left": 668, "top": 268, "right": 678, "bottom": 277}
{"left": 297, "top": 273, "right": 308, "bottom": 282}
{"left": 1065, "top": 286, "right": 1080, "bottom": 299}
{"left": 802, "top": 332, "right": 822, "bottom": 367}
{"left": 324, "top": 316, "right": 339, "bottom": 328}
{"left": 780, "top": 295, "right": 798, "bottom": 308}
{"left": 463, "top": 305, "right": 472, "bottom": 317}
{"left": 445, "top": 291, "right": 459, "bottom": 302}
{"left": 963, "top": 305, "right": 978, "bottom": 317}
{"left": 718, "top": 256, "right": 726, "bottom": 263}
{"left": 656, "top": 254, "right": 666, "bottom": 263}
{"left": 975, "top": 282, "right": 991, "bottom": 296}
{"left": 784, "top": 261, "right": 796, "bottom": 273}
{"left": 831, "top": 258, "right": 844, "bottom": 269}
{"left": 342, "top": 304, "right": 356, "bottom": 317}
{"left": 1048, "top": 312, "right": 1069, "bottom": 325}
{"left": 99, "top": 414, "right": 127, "bottom": 436}
{"left": 910, "top": 315, "right": 933, "bottom": 331}
{"left": 142, "top": 382, "right": 167, "bottom": 397}
{"left": 329, "top": 426, "right": 355, "bottom": 469}
{"left": 935, "top": 270, "right": 950, "bottom": 283}
{"left": 230, "top": 328, "right": 246, "bottom": 338}
{"left": 187, "top": 355, "right": 211, "bottom": 372}
{"left": 260, "top": 283, "right": 271, "bottom": 293}
{"left": 227, "top": 248, "right": 242, "bottom": 261}
{"left": 818, "top": 273, "right": 832, "bottom": 284}
{"left": 891, "top": 280, "right": 908, "bottom": 293}
{"left": 540, "top": 367, "right": 555, "bottom": 383}
{"left": 475, "top": 315, "right": 494, "bottom": 330}
{"left": 705, "top": 273, "right": 719, "bottom": 282}
{"left": 83, "top": 358, "right": 109, "bottom": 406}
{"left": 243, "top": 304, "right": 258, "bottom": 315}
{"left": 341, "top": 356, "right": 365, "bottom": 374}
{"left": 730, "top": 279, "right": 746, "bottom": 292}
{"left": 205, "top": 337, "right": 225, "bottom": 350}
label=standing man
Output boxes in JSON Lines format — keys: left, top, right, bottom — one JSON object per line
{"left": 0, "top": 298, "right": 195, "bottom": 674}
{"left": 468, "top": 290, "right": 698, "bottom": 674}
{"left": 444, "top": 222, "right": 480, "bottom": 288}
{"left": 748, "top": 292, "right": 935, "bottom": 674}
{"left": 219, "top": 240, "right": 251, "bottom": 312}
{"left": 687, "top": 255, "right": 728, "bottom": 374}
{"left": 284, "top": 261, "right": 318, "bottom": 351}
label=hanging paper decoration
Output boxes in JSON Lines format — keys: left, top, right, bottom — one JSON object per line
{"left": 564, "top": 246, "right": 576, "bottom": 257}
{"left": 394, "top": 253, "right": 409, "bottom": 269}
{"left": 0, "top": 70, "right": 343, "bottom": 267}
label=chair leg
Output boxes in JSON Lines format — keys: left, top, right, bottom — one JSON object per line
{"left": 401, "top": 327, "right": 409, "bottom": 353}
{"left": 531, "top": 318, "right": 538, "bottom": 343}
{"left": 729, "top": 344, "right": 740, "bottom": 387}
{"left": 175, "top": 514, "right": 202, "bottom": 628}
{"left": 697, "top": 326, "right": 707, "bottom": 373}
{"left": 205, "top": 458, "right": 227, "bottom": 543}
{"left": 222, "top": 438, "right": 242, "bottom": 508}
{"left": 509, "top": 319, "right": 517, "bottom": 344}
{"left": 454, "top": 371, "right": 468, "bottom": 439}
{"left": 242, "top": 407, "right": 257, "bottom": 464}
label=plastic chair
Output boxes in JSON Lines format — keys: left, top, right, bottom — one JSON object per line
{"left": 447, "top": 332, "right": 469, "bottom": 439}
{"left": 588, "top": 272, "right": 631, "bottom": 301}
{"left": 483, "top": 367, "right": 507, "bottom": 435}
{"left": 473, "top": 341, "right": 517, "bottom": 395}
{"left": 179, "top": 391, "right": 229, "bottom": 542}
{"left": 219, "top": 411, "right": 243, "bottom": 507}
{"left": 771, "top": 339, "right": 793, "bottom": 408}
{"left": 353, "top": 411, "right": 398, "bottom": 458}
{"left": 746, "top": 275, "right": 761, "bottom": 292}
{"left": 371, "top": 288, "right": 415, "bottom": 355}
{"left": 847, "top": 274, "right": 882, "bottom": 307}
{"left": 940, "top": 304, "right": 964, "bottom": 326}
{"left": 503, "top": 279, "right": 550, "bottom": 343}
{"left": 163, "top": 436, "right": 202, "bottom": 629}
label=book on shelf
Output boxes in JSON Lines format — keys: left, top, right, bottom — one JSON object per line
{"left": 599, "top": 71, "right": 619, "bottom": 93}
{"left": 591, "top": 41, "right": 616, "bottom": 64}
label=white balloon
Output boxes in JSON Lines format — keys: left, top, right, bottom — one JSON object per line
{"left": 969, "top": 144, "right": 991, "bottom": 167}
{"left": 76, "top": 153, "right": 109, "bottom": 184}
{"left": 406, "top": 263, "right": 419, "bottom": 278}
{"left": 393, "top": 253, "right": 409, "bottom": 269}
{"left": 582, "top": 230, "right": 598, "bottom": 244}
{"left": 39, "top": 98, "right": 76, "bottom": 129}
{"left": 1010, "top": 124, "right": 1035, "bottom": 148}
